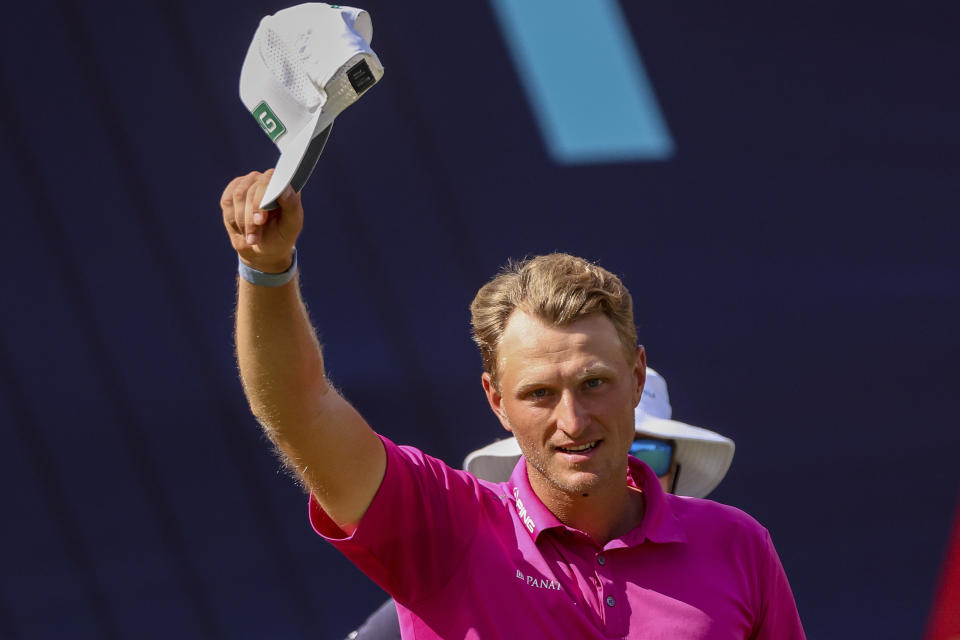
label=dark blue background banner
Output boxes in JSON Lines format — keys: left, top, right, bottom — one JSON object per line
{"left": 1, "top": 1, "right": 957, "bottom": 638}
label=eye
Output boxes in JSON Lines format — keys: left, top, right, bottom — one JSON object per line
{"left": 526, "top": 388, "right": 550, "bottom": 400}
{"left": 584, "top": 378, "right": 604, "bottom": 389}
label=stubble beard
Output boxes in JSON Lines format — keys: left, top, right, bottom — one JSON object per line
{"left": 529, "top": 452, "right": 602, "bottom": 496}
{"left": 510, "top": 426, "right": 605, "bottom": 497}
{"left": 505, "top": 410, "right": 633, "bottom": 499}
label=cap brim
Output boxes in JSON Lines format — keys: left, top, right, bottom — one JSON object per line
{"left": 260, "top": 119, "right": 333, "bottom": 210}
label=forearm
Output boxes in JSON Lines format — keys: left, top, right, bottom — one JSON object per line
{"left": 234, "top": 267, "right": 385, "bottom": 526}
{"left": 235, "top": 272, "right": 328, "bottom": 435}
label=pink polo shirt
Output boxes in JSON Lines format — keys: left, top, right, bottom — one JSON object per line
{"left": 310, "top": 437, "right": 805, "bottom": 639}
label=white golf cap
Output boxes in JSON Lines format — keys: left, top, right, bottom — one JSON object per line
{"left": 462, "top": 367, "right": 736, "bottom": 499}
{"left": 239, "top": 3, "right": 384, "bottom": 209}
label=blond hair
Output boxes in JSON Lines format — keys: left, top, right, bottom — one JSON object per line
{"left": 470, "top": 253, "right": 637, "bottom": 386}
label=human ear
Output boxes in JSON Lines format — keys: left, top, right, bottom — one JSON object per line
{"left": 634, "top": 345, "right": 647, "bottom": 407}
{"left": 482, "top": 372, "right": 513, "bottom": 432}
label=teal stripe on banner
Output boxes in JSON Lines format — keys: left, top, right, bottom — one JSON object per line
{"left": 489, "top": 0, "right": 674, "bottom": 164}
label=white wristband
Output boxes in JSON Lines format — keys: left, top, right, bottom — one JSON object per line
{"left": 238, "top": 248, "right": 298, "bottom": 287}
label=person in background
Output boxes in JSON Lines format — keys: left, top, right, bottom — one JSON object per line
{"left": 345, "top": 366, "right": 736, "bottom": 639}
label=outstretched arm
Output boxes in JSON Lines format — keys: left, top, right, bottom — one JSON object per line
{"left": 222, "top": 170, "right": 386, "bottom": 532}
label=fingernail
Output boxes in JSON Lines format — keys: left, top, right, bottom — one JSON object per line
{"left": 246, "top": 234, "right": 257, "bottom": 245}
{"left": 253, "top": 212, "right": 263, "bottom": 225}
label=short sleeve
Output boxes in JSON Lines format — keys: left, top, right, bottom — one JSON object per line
{"left": 751, "top": 529, "right": 806, "bottom": 640}
{"left": 309, "top": 436, "right": 486, "bottom": 604}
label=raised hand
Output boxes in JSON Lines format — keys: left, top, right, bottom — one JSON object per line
{"left": 221, "top": 169, "right": 304, "bottom": 273}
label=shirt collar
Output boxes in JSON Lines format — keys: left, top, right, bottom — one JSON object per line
{"left": 505, "top": 459, "right": 564, "bottom": 540}
{"left": 505, "top": 455, "right": 687, "bottom": 546}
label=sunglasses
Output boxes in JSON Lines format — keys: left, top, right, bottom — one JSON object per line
{"left": 629, "top": 437, "right": 675, "bottom": 477}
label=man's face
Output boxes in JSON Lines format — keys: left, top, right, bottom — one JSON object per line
{"left": 482, "top": 311, "right": 645, "bottom": 498}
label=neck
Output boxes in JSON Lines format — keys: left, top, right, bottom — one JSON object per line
{"left": 529, "top": 468, "right": 645, "bottom": 545}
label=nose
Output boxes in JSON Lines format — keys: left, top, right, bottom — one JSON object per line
{"left": 555, "top": 390, "right": 590, "bottom": 437}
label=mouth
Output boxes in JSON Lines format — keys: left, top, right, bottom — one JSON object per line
{"left": 555, "top": 440, "right": 601, "bottom": 455}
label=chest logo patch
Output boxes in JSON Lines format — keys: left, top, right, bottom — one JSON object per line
{"left": 516, "top": 570, "right": 562, "bottom": 591}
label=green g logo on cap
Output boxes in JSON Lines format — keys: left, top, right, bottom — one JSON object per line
{"left": 252, "top": 101, "right": 286, "bottom": 142}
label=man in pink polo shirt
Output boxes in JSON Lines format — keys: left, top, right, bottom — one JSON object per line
{"left": 222, "top": 170, "right": 805, "bottom": 638}
{"left": 345, "top": 366, "right": 739, "bottom": 639}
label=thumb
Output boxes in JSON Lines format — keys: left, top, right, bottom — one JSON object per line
{"left": 277, "top": 185, "right": 300, "bottom": 211}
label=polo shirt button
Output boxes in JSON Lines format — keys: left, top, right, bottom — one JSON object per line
{"left": 597, "top": 554, "right": 606, "bottom": 566}
{"left": 606, "top": 595, "right": 616, "bottom": 607}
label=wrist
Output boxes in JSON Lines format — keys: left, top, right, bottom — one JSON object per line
{"left": 238, "top": 248, "right": 298, "bottom": 287}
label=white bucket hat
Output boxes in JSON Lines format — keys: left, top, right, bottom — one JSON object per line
{"left": 239, "top": 3, "right": 383, "bottom": 209}
{"left": 462, "top": 367, "right": 736, "bottom": 499}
